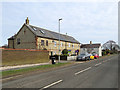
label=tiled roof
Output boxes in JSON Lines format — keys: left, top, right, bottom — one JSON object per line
{"left": 80, "top": 44, "right": 101, "bottom": 48}
{"left": 26, "top": 24, "right": 80, "bottom": 44}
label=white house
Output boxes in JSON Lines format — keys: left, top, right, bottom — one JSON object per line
{"left": 80, "top": 41, "right": 102, "bottom": 56}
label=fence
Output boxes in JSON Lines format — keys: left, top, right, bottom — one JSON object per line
{"left": 49, "top": 55, "right": 77, "bottom": 61}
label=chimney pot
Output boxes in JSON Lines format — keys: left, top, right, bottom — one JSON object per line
{"left": 90, "top": 41, "right": 92, "bottom": 44}
{"left": 25, "top": 17, "right": 29, "bottom": 25}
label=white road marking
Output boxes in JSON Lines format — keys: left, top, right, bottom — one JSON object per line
{"left": 95, "top": 62, "right": 102, "bottom": 66}
{"left": 75, "top": 67, "right": 92, "bottom": 75}
{"left": 103, "top": 59, "right": 111, "bottom": 63}
{"left": 42, "top": 79, "right": 63, "bottom": 89}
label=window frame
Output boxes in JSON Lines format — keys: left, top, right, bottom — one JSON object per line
{"left": 69, "top": 43, "right": 71, "bottom": 47}
{"left": 17, "top": 38, "right": 20, "bottom": 45}
{"left": 61, "top": 42, "right": 63, "bottom": 47}
{"left": 72, "top": 44, "right": 74, "bottom": 48}
{"left": 46, "top": 40, "right": 48, "bottom": 46}
{"left": 54, "top": 41, "right": 56, "bottom": 47}
{"left": 41, "top": 40, "right": 44, "bottom": 46}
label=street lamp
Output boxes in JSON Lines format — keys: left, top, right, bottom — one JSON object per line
{"left": 58, "top": 18, "right": 62, "bottom": 63}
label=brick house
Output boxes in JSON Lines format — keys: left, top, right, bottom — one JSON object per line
{"left": 8, "top": 17, "right": 80, "bottom": 55}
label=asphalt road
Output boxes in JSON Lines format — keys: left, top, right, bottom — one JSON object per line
{"left": 2, "top": 54, "right": 119, "bottom": 89}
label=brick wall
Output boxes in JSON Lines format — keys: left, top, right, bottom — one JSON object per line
{"left": 2, "top": 49, "right": 49, "bottom": 66}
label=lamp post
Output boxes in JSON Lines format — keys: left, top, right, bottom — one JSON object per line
{"left": 58, "top": 18, "right": 62, "bottom": 63}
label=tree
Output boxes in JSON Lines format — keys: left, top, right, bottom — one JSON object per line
{"left": 62, "top": 49, "right": 68, "bottom": 55}
{"left": 102, "top": 40, "right": 119, "bottom": 51}
{"left": 102, "top": 40, "right": 120, "bottom": 54}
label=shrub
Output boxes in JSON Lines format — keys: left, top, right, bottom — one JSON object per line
{"left": 62, "top": 49, "right": 68, "bottom": 55}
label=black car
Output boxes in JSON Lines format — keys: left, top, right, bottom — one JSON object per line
{"left": 76, "top": 53, "right": 89, "bottom": 61}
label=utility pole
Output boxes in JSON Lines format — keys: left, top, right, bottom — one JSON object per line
{"left": 58, "top": 18, "right": 62, "bottom": 63}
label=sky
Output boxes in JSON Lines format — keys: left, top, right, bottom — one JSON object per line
{"left": 1, "top": 0, "right": 119, "bottom": 46}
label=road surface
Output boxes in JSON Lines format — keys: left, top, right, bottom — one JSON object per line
{"left": 2, "top": 54, "right": 119, "bottom": 89}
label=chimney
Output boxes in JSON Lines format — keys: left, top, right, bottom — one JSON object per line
{"left": 25, "top": 17, "right": 29, "bottom": 25}
{"left": 90, "top": 41, "right": 92, "bottom": 44}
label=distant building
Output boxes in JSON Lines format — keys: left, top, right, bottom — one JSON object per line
{"left": 80, "top": 41, "right": 102, "bottom": 56}
{"left": 8, "top": 17, "right": 80, "bottom": 55}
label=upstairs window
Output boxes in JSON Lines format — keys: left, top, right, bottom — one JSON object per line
{"left": 40, "top": 30, "right": 45, "bottom": 34}
{"left": 41, "top": 40, "right": 44, "bottom": 46}
{"left": 23, "top": 30, "right": 26, "bottom": 35}
{"left": 72, "top": 44, "right": 74, "bottom": 48}
{"left": 61, "top": 42, "right": 63, "bottom": 47}
{"left": 54, "top": 41, "right": 56, "bottom": 47}
{"left": 17, "top": 38, "right": 20, "bottom": 45}
{"left": 69, "top": 43, "right": 71, "bottom": 47}
{"left": 46, "top": 40, "right": 48, "bottom": 46}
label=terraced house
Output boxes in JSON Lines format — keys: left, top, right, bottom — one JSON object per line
{"left": 8, "top": 17, "right": 80, "bottom": 55}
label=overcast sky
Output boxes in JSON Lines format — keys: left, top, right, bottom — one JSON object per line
{"left": 1, "top": 0, "right": 118, "bottom": 46}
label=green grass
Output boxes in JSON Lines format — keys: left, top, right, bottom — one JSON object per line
{"left": 2, "top": 62, "right": 72, "bottom": 78}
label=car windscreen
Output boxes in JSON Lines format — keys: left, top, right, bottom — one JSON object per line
{"left": 80, "top": 54, "right": 85, "bottom": 56}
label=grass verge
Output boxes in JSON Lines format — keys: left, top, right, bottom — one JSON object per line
{"left": 2, "top": 62, "right": 73, "bottom": 78}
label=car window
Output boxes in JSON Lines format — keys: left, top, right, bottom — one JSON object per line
{"left": 80, "top": 54, "right": 85, "bottom": 56}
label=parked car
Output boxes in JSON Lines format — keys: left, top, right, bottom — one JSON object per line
{"left": 76, "top": 53, "right": 89, "bottom": 61}
{"left": 86, "top": 54, "right": 94, "bottom": 60}
{"left": 92, "top": 53, "right": 99, "bottom": 59}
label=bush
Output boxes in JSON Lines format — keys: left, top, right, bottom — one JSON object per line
{"left": 102, "top": 51, "right": 106, "bottom": 56}
{"left": 62, "top": 49, "right": 68, "bottom": 55}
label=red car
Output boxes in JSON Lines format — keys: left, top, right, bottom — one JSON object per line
{"left": 92, "top": 53, "right": 99, "bottom": 59}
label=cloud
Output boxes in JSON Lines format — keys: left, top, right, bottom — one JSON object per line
{"left": 1, "top": 2, "right": 118, "bottom": 46}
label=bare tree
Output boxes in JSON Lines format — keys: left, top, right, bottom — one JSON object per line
{"left": 102, "top": 40, "right": 119, "bottom": 51}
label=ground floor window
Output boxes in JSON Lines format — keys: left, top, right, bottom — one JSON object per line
{"left": 17, "top": 38, "right": 20, "bottom": 45}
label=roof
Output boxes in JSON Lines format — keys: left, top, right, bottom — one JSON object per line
{"left": 26, "top": 24, "right": 80, "bottom": 44}
{"left": 8, "top": 34, "right": 16, "bottom": 40}
{"left": 80, "top": 44, "right": 101, "bottom": 48}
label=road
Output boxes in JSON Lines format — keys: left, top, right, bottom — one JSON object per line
{"left": 2, "top": 54, "right": 119, "bottom": 89}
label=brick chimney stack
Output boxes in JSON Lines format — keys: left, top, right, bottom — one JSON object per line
{"left": 90, "top": 41, "right": 92, "bottom": 44}
{"left": 25, "top": 17, "right": 29, "bottom": 25}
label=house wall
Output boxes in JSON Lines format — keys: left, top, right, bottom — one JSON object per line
{"left": 8, "top": 40, "right": 14, "bottom": 48}
{"left": 99, "top": 46, "right": 102, "bottom": 56}
{"left": 14, "top": 25, "right": 36, "bottom": 49}
{"left": 37, "top": 37, "right": 80, "bottom": 55}
{"left": 80, "top": 47, "right": 102, "bottom": 56}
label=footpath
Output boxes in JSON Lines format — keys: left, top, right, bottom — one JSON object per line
{"left": 0, "top": 60, "right": 69, "bottom": 71}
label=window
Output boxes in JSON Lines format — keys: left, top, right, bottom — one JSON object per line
{"left": 46, "top": 40, "right": 48, "bottom": 46}
{"left": 17, "top": 38, "right": 20, "bottom": 45}
{"left": 61, "top": 42, "right": 63, "bottom": 47}
{"left": 69, "top": 43, "right": 71, "bottom": 47}
{"left": 52, "top": 40, "right": 54, "bottom": 43}
{"left": 54, "top": 51, "right": 56, "bottom": 55}
{"left": 33, "top": 27, "right": 37, "bottom": 31}
{"left": 41, "top": 40, "right": 44, "bottom": 46}
{"left": 54, "top": 41, "right": 56, "bottom": 47}
{"left": 83, "top": 48, "right": 85, "bottom": 51}
{"left": 72, "top": 44, "right": 74, "bottom": 48}
{"left": 40, "top": 30, "right": 45, "bottom": 34}
{"left": 23, "top": 30, "right": 26, "bottom": 35}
